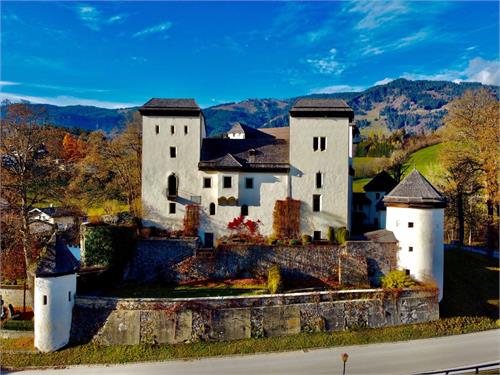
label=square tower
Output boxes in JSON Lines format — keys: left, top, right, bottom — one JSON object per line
{"left": 139, "top": 99, "right": 206, "bottom": 229}
{"left": 289, "top": 99, "right": 354, "bottom": 237}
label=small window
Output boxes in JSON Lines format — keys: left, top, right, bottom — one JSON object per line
{"left": 209, "top": 203, "right": 216, "bottom": 215}
{"left": 405, "top": 269, "right": 411, "bottom": 276}
{"left": 43, "top": 295, "right": 47, "bottom": 305}
{"left": 313, "top": 137, "right": 319, "bottom": 151}
{"left": 316, "top": 172, "right": 323, "bottom": 188}
{"left": 313, "top": 194, "right": 321, "bottom": 212}
{"left": 155, "top": 125, "right": 160, "bottom": 134}
{"left": 408, "top": 222, "right": 414, "bottom": 228}
{"left": 170, "top": 125, "right": 175, "bottom": 135}
{"left": 241, "top": 204, "right": 248, "bottom": 216}
{"left": 313, "top": 231, "right": 321, "bottom": 241}
{"left": 203, "top": 177, "right": 212, "bottom": 188}
{"left": 169, "top": 202, "right": 176, "bottom": 214}
{"left": 223, "top": 176, "right": 232, "bottom": 188}
{"left": 184, "top": 125, "right": 188, "bottom": 135}
{"left": 409, "top": 246, "right": 413, "bottom": 252}
{"left": 245, "top": 177, "right": 254, "bottom": 189}
{"left": 170, "top": 147, "right": 176, "bottom": 158}
{"left": 320, "top": 137, "right": 327, "bottom": 151}
{"left": 68, "top": 291, "right": 72, "bottom": 302}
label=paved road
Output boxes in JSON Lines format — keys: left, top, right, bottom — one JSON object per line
{"left": 13, "top": 330, "right": 500, "bottom": 375}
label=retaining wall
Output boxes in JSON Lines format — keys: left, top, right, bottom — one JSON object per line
{"left": 71, "top": 288, "right": 439, "bottom": 345}
{"left": 0, "top": 285, "right": 33, "bottom": 308}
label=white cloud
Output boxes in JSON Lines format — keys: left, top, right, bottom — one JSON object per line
{"left": 0, "top": 92, "right": 138, "bottom": 109}
{"left": 309, "top": 84, "right": 364, "bottom": 94}
{"left": 133, "top": 22, "right": 172, "bottom": 38}
{"left": 374, "top": 78, "right": 394, "bottom": 86}
{"left": 0, "top": 81, "right": 20, "bottom": 87}
{"left": 362, "top": 29, "right": 431, "bottom": 56}
{"left": 346, "top": 0, "right": 409, "bottom": 30}
{"left": 107, "top": 14, "right": 127, "bottom": 24}
{"left": 77, "top": 5, "right": 101, "bottom": 31}
{"left": 306, "top": 48, "right": 346, "bottom": 75}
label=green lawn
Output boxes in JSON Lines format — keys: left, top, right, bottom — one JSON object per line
{"left": 353, "top": 178, "right": 371, "bottom": 193}
{"left": 406, "top": 143, "right": 446, "bottom": 182}
{"left": 440, "top": 249, "right": 499, "bottom": 319}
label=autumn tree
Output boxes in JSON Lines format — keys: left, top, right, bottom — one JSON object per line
{"left": 387, "top": 149, "right": 410, "bottom": 183}
{"left": 442, "top": 88, "right": 499, "bottom": 255}
{"left": 62, "top": 132, "right": 86, "bottom": 162}
{"left": 0, "top": 103, "right": 64, "bottom": 288}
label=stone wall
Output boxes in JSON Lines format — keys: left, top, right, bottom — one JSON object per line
{"left": 0, "top": 285, "right": 32, "bottom": 308}
{"left": 71, "top": 288, "right": 439, "bottom": 345}
{"left": 124, "top": 240, "right": 397, "bottom": 286}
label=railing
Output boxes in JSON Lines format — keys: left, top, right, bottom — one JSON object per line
{"left": 414, "top": 361, "right": 500, "bottom": 375}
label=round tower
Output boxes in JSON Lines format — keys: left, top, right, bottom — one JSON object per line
{"left": 383, "top": 169, "right": 446, "bottom": 301}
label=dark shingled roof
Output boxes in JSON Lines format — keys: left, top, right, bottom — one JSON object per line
{"left": 199, "top": 137, "right": 289, "bottom": 172}
{"left": 290, "top": 98, "right": 354, "bottom": 121}
{"left": 364, "top": 171, "right": 398, "bottom": 193}
{"left": 227, "top": 123, "right": 273, "bottom": 139}
{"left": 34, "top": 236, "right": 79, "bottom": 277}
{"left": 383, "top": 169, "right": 446, "bottom": 208}
{"left": 139, "top": 98, "right": 201, "bottom": 116}
{"left": 363, "top": 229, "right": 398, "bottom": 243}
{"left": 353, "top": 192, "right": 371, "bottom": 206}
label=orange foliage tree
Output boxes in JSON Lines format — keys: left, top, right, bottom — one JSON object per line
{"left": 272, "top": 197, "right": 301, "bottom": 239}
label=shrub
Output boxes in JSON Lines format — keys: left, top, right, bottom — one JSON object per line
{"left": 289, "top": 239, "right": 299, "bottom": 246}
{"left": 326, "top": 227, "right": 335, "bottom": 243}
{"left": 381, "top": 270, "right": 416, "bottom": 288}
{"left": 301, "top": 234, "right": 312, "bottom": 245}
{"left": 266, "top": 235, "right": 277, "bottom": 245}
{"left": 334, "top": 227, "right": 349, "bottom": 245}
{"left": 267, "top": 265, "right": 283, "bottom": 294}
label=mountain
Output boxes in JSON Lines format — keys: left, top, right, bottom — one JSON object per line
{"left": 2, "top": 79, "right": 497, "bottom": 135}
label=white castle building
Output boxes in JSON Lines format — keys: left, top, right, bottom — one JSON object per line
{"left": 139, "top": 98, "right": 357, "bottom": 246}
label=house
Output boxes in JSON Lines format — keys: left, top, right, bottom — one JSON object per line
{"left": 29, "top": 207, "right": 78, "bottom": 232}
{"left": 139, "top": 98, "right": 358, "bottom": 245}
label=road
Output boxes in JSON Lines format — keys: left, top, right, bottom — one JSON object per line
{"left": 13, "top": 330, "right": 500, "bottom": 375}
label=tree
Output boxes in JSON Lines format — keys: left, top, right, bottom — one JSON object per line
{"left": 442, "top": 89, "right": 499, "bottom": 255}
{"left": 62, "top": 132, "right": 85, "bottom": 162}
{"left": 387, "top": 149, "right": 410, "bottom": 183}
{"left": 0, "top": 104, "right": 63, "bottom": 288}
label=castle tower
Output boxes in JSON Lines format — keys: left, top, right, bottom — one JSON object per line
{"left": 34, "top": 236, "right": 79, "bottom": 352}
{"left": 289, "top": 99, "right": 354, "bottom": 238}
{"left": 139, "top": 99, "right": 206, "bottom": 229}
{"left": 383, "top": 169, "right": 447, "bottom": 301}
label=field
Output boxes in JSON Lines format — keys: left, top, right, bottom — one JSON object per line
{"left": 406, "top": 143, "right": 446, "bottom": 183}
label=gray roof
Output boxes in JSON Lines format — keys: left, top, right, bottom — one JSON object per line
{"left": 363, "top": 229, "right": 398, "bottom": 243}
{"left": 34, "top": 235, "right": 79, "bottom": 277}
{"left": 290, "top": 98, "right": 354, "bottom": 121}
{"left": 383, "top": 169, "right": 446, "bottom": 208}
{"left": 364, "top": 171, "right": 397, "bottom": 193}
{"left": 227, "top": 123, "right": 273, "bottom": 139}
{"left": 139, "top": 98, "right": 201, "bottom": 116}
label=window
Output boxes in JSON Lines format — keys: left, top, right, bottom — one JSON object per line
{"left": 203, "top": 177, "right": 212, "bottom": 188}
{"left": 169, "top": 202, "right": 176, "bottom": 214}
{"left": 409, "top": 246, "right": 413, "bottom": 252}
{"left": 184, "top": 125, "right": 188, "bottom": 135}
{"left": 155, "top": 125, "right": 160, "bottom": 134}
{"left": 245, "top": 177, "right": 254, "bottom": 189}
{"left": 313, "top": 231, "right": 321, "bottom": 241}
{"left": 313, "top": 137, "right": 319, "bottom": 151}
{"left": 408, "top": 222, "right": 414, "bottom": 228}
{"left": 209, "top": 203, "right": 216, "bottom": 215}
{"left": 68, "top": 291, "right": 72, "bottom": 302}
{"left": 405, "top": 269, "right": 411, "bottom": 276}
{"left": 170, "top": 125, "right": 175, "bottom": 135}
{"left": 223, "top": 176, "right": 232, "bottom": 188}
{"left": 316, "top": 172, "right": 323, "bottom": 188}
{"left": 167, "top": 174, "right": 177, "bottom": 198}
{"left": 43, "top": 295, "right": 47, "bottom": 305}
{"left": 170, "top": 147, "right": 176, "bottom": 158}
{"left": 241, "top": 204, "right": 248, "bottom": 216}
{"left": 313, "top": 194, "right": 321, "bottom": 212}
{"left": 320, "top": 137, "right": 327, "bottom": 151}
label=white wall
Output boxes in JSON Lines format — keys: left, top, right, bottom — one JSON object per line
{"left": 289, "top": 116, "right": 351, "bottom": 237}
{"left": 386, "top": 206, "right": 444, "bottom": 301}
{"left": 34, "top": 273, "right": 77, "bottom": 352}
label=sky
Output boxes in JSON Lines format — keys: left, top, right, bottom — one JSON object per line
{"left": 1, "top": 1, "right": 499, "bottom": 109}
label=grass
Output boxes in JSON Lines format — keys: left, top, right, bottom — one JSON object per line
{"left": 353, "top": 177, "right": 371, "bottom": 193}
{"left": 440, "top": 249, "right": 499, "bottom": 319}
{"left": 1, "top": 320, "right": 34, "bottom": 331}
{"left": 101, "top": 280, "right": 268, "bottom": 298}
{"left": 406, "top": 143, "right": 446, "bottom": 181}
{"left": 85, "top": 200, "right": 129, "bottom": 217}
{"left": 1, "top": 317, "right": 497, "bottom": 369}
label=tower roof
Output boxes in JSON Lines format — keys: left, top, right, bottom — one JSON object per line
{"left": 364, "top": 171, "right": 397, "bottom": 193}
{"left": 34, "top": 235, "right": 79, "bottom": 278}
{"left": 138, "top": 98, "right": 201, "bottom": 116}
{"left": 383, "top": 169, "right": 446, "bottom": 208}
{"left": 289, "top": 98, "right": 354, "bottom": 121}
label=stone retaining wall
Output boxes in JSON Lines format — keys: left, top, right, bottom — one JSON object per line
{"left": 0, "top": 285, "right": 32, "bottom": 308}
{"left": 71, "top": 288, "right": 439, "bottom": 345}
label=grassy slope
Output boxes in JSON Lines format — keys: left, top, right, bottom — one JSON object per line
{"left": 406, "top": 143, "right": 446, "bottom": 181}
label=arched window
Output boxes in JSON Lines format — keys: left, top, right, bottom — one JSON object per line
{"left": 167, "top": 173, "right": 178, "bottom": 199}
{"left": 241, "top": 204, "right": 248, "bottom": 216}
{"left": 209, "top": 202, "right": 216, "bottom": 216}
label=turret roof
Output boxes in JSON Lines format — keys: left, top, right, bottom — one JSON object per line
{"left": 34, "top": 235, "right": 79, "bottom": 278}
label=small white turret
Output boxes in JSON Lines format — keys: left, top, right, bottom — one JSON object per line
{"left": 383, "top": 169, "right": 447, "bottom": 301}
{"left": 34, "top": 236, "right": 79, "bottom": 352}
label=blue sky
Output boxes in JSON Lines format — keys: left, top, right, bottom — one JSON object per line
{"left": 1, "top": 1, "right": 499, "bottom": 108}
